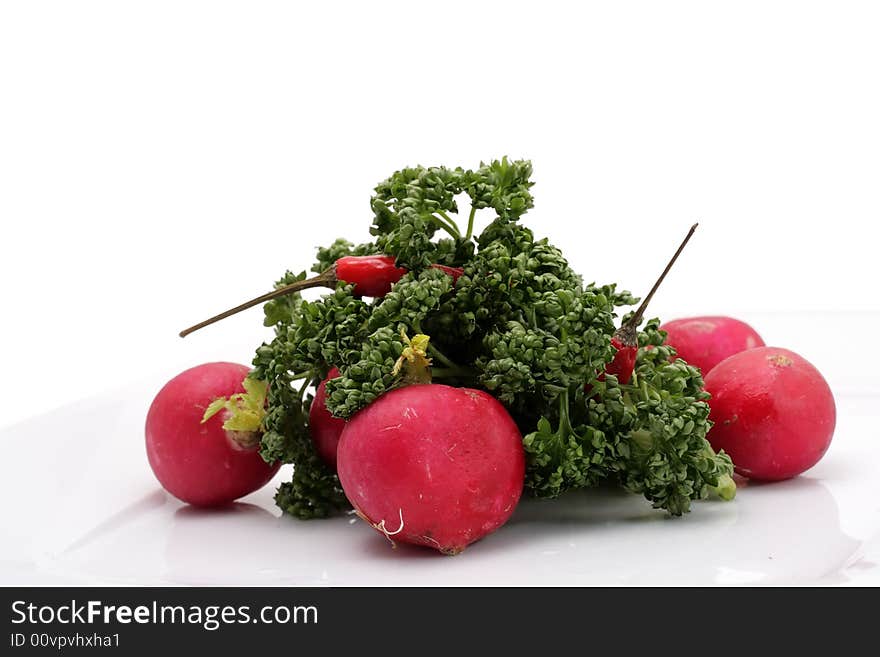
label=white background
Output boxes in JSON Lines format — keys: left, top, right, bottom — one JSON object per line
{"left": 2, "top": 1, "right": 878, "bottom": 427}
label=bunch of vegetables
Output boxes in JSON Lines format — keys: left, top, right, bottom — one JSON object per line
{"left": 146, "top": 157, "right": 835, "bottom": 555}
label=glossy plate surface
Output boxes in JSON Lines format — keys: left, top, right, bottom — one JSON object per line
{"left": 1, "top": 379, "right": 877, "bottom": 586}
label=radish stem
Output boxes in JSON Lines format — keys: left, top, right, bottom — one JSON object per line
{"left": 179, "top": 269, "right": 336, "bottom": 338}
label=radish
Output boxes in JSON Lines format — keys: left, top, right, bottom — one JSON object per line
{"left": 703, "top": 347, "right": 836, "bottom": 481}
{"left": 660, "top": 316, "right": 765, "bottom": 375}
{"left": 145, "top": 362, "right": 281, "bottom": 506}
{"left": 336, "top": 334, "right": 525, "bottom": 554}
{"left": 309, "top": 367, "right": 346, "bottom": 468}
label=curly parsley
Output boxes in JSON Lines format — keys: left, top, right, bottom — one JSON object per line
{"left": 250, "top": 158, "right": 734, "bottom": 518}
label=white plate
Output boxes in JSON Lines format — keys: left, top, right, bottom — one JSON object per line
{"left": 1, "top": 377, "right": 878, "bottom": 586}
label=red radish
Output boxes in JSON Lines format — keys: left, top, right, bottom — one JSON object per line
{"left": 335, "top": 255, "right": 408, "bottom": 297}
{"left": 703, "top": 347, "right": 836, "bottom": 481}
{"left": 145, "top": 362, "right": 280, "bottom": 506}
{"left": 602, "top": 223, "right": 698, "bottom": 385}
{"left": 660, "top": 316, "right": 764, "bottom": 375}
{"left": 336, "top": 332, "right": 525, "bottom": 554}
{"left": 179, "top": 256, "right": 464, "bottom": 337}
{"left": 309, "top": 367, "right": 346, "bottom": 468}
{"left": 337, "top": 384, "right": 525, "bottom": 555}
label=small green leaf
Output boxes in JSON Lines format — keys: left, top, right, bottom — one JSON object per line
{"left": 201, "top": 398, "right": 227, "bottom": 424}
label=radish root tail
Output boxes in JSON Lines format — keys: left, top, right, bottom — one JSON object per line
{"left": 369, "top": 508, "right": 405, "bottom": 548}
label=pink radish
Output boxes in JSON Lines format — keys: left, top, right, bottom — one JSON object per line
{"left": 703, "top": 347, "right": 836, "bottom": 481}
{"left": 309, "top": 367, "right": 346, "bottom": 468}
{"left": 660, "top": 316, "right": 765, "bottom": 374}
{"left": 337, "top": 383, "right": 525, "bottom": 555}
{"left": 145, "top": 362, "right": 280, "bottom": 506}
